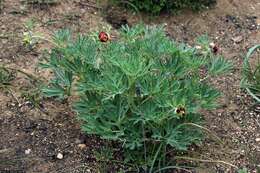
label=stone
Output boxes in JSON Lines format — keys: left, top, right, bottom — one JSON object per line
{"left": 78, "top": 144, "right": 87, "bottom": 150}
{"left": 25, "top": 149, "right": 31, "bottom": 155}
{"left": 232, "top": 36, "right": 243, "bottom": 43}
{"left": 56, "top": 153, "right": 63, "bottom": 159}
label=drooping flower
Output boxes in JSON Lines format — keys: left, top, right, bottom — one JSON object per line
{"left": 209, "top": 42, "right": 219, "bottom": 54}
{"left": 175, "top": 106, "right": 186, "bottom": 116}
{"left": 99, "top": 31, "right": 109, "bottom": 42}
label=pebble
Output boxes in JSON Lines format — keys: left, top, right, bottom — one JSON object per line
{"left": 209, "top": 42, "right": 215, "bottom": 48}
{"left": 57, "top": 153, "right": 63, "bottom": 159}
{"left": 255, "top": 138, "right": 260, "bottom": 142}
{"left": 25, "top": 149, "right": 31, "bottom": 155}
{"left": 195, "top": 45, "right": 202, "bottom": 50}
{"left": 78, "top": 144, "right": 87, "bottom": 150}
{"left": 232, "top": 36, "right": 243, "bottom": 43}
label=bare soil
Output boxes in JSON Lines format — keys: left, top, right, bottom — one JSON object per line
{"left": 0, "top": 0, "right": 260, "bottom": 172}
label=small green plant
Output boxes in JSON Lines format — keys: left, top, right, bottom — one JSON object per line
{"left": 22, "top": 0, "right": 58, "bottom": 5}
{"left": 241, "top": 44, "right": 260, "bottom": 102}
{"left": 94, "top": 146, "right": 114, "bottom": 172}
{"left": 23, "top": 19, "right": 57, "bottom": 49}
{"left": 0, "top": 67, "right": 16, "bottom": 89}
{"left": 41, "top": 24, "right": 231, "bottom": 171}
{"left": 110, "top": 0, "right": 217, "bottom": 14}
{"left": 23, "top": 19, "right": 39, "bottom": 49}
{"left": 238, "top": 168, "right": 248, "bottom": 173}
{"left": 21, "top": 86, "right": 43, "bottom": 108}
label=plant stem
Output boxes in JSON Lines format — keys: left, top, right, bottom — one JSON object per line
{"left": 154, "top": 166, "right": 193, "bottom": 173}
{"left": 246, "top": 88, "right": 260, "bottom": 102}
{"left": 177, "top": 122, "right": 223, "bottom": 145}
{"left": 2, "top": 66, "right": 43, "bottom": 83}
{"left": 149, "top": 143, "right": 163, "bottom": 173}
{"left": 142, "top": 121, "right": 147, "bottom": 172}
{"left": 31, "top": 35, "right": 61, "bottom": 48}
{"left": 175, "top": 156, "right": 238, "bottom": 169}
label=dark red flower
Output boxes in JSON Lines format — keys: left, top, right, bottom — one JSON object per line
{"left": 209, "top": 42, "right": 219, "bottom": 54}
{"left": 176, "top": 106, "right": 186, "bottom": 116}
{"left": 212, "top": 45, "right": 219, "bottom": 54}
{"left": 99, "top": 32, "right": 109, "bottom": 42}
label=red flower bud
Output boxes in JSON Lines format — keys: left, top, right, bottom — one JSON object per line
{"left": 209, "top": 42, "right": 219, "bottom": 54}
{"left": 99, "top": 32, "right": 109, "bottom": 42}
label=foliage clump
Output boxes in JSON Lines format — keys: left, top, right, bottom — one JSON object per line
{"left": 22, "top": 0, "right": 58, "bottom": 5}
{"left": 241, "top": 45, "right": 260, "bottom": 102}
{"left": 111, "top": 0, "right": 217, "bottom": 14}
{"left": 0, "top": 67, "right": 15, "bottom": 88}
{"left": 42, "top": 24, "right": 231, "bottom": 171}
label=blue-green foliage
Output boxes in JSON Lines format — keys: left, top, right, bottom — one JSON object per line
{"left": 241, "top": 44, "right": 260, "bottom": 102}
{"left": 112, "top": 0, "right": 217, "bottom": 14}
{"left": 42, "top": 24, "right": 231, "bottom": 171}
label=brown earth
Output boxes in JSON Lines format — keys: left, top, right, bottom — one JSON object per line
{"left": 0, "top": 0, "right": 260, "bottom": 172}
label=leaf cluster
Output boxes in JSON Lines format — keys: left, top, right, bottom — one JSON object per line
{"left": 241, "top": 44, "right": 260, "bottom": 102}
{"left": 0, "top": 67, "right": 16, "bottom": 88}
{"left": 42, "top": 24, "right": 231, "bottom": 171}
{"left": 22, "top": 0, "right": 58, "bottom": 5}
{"left": 111, "top": 0, "right": 217, "bottom": 14}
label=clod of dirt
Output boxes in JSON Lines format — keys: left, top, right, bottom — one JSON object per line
{"left": 78, "top": 144, "right": 86, "bottom": 150}
{"left": 225, "top": 15, "right": 242, "bottom": 29}
{"left": 232, "top": 36, "right": 243, "bottom": 43}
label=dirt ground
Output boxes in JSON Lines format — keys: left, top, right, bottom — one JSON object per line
{"left": 0, "top": 0, "right": 260, "bottom": 172}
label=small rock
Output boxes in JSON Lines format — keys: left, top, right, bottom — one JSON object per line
{"left": 256, "top": 138, "right": 260, "bottom": 142}
{"left": 209, "top": 42, "right": 215, "bottom": 48}
{"left": 195, "top": 45, "right": 202, "bottom": 50}
{"left": 232, "top": 36, "right": 243, "bottom": 43}
{"left": 56, "top": 153, "right": 63, "bottom": 159}
{"left": 78, "top": 144, "right": 86, "bottom": 150}
{"left": 25, "top": 149, "right": 31, "bottom": 155}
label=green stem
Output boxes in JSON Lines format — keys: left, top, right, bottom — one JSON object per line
{"left": 149, "top": 143, "right": 163, "bottom": 173}
{"left": 176, "top": 122, "right": 223, "bottom": 145}
{"left": 154, "top": 166, "right": 193, "bottom": 173}
{"left": 2, "top": 66, "right": 43, "bottom": 83}
{"left": 142, "top": 121, "right": 147, "bottom": 172}
{"left": 246, "top": 87, "right": 260, "bottom": 102}
{"left": 98, "top": 158, "right": 139, "bottom": 172}
{"left": 31, "top": 35, "right": 61, "bottom": 48}
{"left": 174, "top": 156, "right": 238, "bottom": 169}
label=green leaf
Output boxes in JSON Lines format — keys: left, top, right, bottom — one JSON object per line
{"left": 241, "top": 44, "right": 260, "bottom": 102}
{"left": 208, "top": 56, "right": 233, "bottom": 76}
{"left": 42, "top": 24, "right": 230, "bottom": 170}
